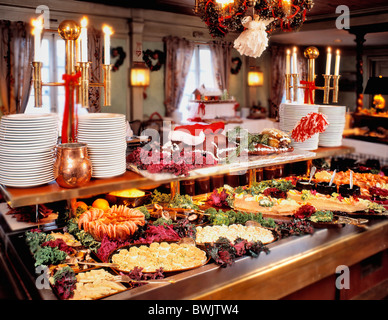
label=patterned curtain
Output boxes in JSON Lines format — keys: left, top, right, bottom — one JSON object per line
{"left": 0, "top": 20, "right": 33, "bottom": 115}
{"left": 209, "top": 41, "right": 232, "bottom": 91}
{"left": 163, "top": 36, "right": 194, "bottom": 116}
{"left": 268, "top": 45, "right": 286, "bottom": 119}
{"left": 87, "top": 26, "right": 102, "bottom": 113}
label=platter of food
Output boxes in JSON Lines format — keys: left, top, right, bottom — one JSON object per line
{"left": 109, "top": 241, "right": 208, "bottom": 274}
{"left": 194, "top": 224, "right": 276, "bottom": 245}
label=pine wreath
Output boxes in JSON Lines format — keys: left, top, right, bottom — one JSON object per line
{"left": 195, "top": 0, "right": 314, "bottom": 38}
{"left": 231, "top": 57, "right": 242, "bottom": 74}
{"left": 195, "top": 0, "right": 248, "bottom": 38}
{"left": 110, "top": 47, "right": 126, "bottom": 72}
{"left": 142, "top": 49, "right": 165, "bottom": 72}
{"left": 254, "top": 0, "right": 314, "bottom": 34}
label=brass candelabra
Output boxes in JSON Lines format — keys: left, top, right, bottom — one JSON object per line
{"left": 32, "top": 19, "right": 111, "bottom": 142}
{"left": 285, "top": 46, "right": 340, "bottom": 105}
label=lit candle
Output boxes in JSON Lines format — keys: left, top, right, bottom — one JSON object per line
{"left": 103, "top": 25, "right": 113, "bottom": 65}
{"left": 326, "top": 47, "right": 332, "bottom": 75}
{"left": 292, "top": 47, "right": 298, "bottom": 74}
{"left": 334, "top": 49, "right": 341, "bottom": 76}
{"left": 282, "top": 0, "right": 292, "bottom": 15}
{"left": 32, "top": 18, "right": 43, "bottom": 62}
{"left": 80, "top": 17, "right": 88, "bottom": 63}
{"left": 286, "top": 49, "right": 291, "bottom": 74}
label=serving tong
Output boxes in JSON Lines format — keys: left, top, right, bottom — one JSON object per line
{"left": 66, "top": 260, "right": 120, "bottom": 268}
{"left": 335, "top": 215, "right": 369, "bottom": 229}
{"left": 112, "top": 275, "right": 176, "bottom": 284}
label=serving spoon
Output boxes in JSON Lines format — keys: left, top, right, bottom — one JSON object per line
{"left": 329, "top": 169, "right": 336, "bottom": 186}
{"left": 308, "top": 166, "right": 317, "bottom": 183}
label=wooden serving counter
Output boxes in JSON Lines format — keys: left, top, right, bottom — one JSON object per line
{"left": 2, "top": 144, "right": 386, "bottom": 301}
{"left": 2, "top": 214, "right": 387, "bottom": 300}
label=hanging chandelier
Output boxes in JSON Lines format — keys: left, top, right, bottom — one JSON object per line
{"left": 194, "top": 0, "right": 314, "bottom": 38}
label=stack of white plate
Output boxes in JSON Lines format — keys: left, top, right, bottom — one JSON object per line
{"left": 0, "top": 114, "right": 58, "bottom": 187}
{"left": 318, "top": 105, "right": 346, "bottom": 147}
{"left": 77, "top": 113, "right": 127, "bottom": 178}
{"left": 279, "top": 103, "right": 319, "bottom": 150}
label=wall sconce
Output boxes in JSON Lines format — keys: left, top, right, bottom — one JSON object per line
{"left": 130, "top": 62, "right": 150, "bottom": 87}
{"left": 248, "top": 69, "right": 264, "bottom": 87}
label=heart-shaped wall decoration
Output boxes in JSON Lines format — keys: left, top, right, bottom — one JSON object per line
{"left": 143, "top": 49, "right": 165, "bottom": 71}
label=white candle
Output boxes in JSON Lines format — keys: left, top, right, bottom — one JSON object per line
{"left": 103, "top": 25, "right": 113, "bottom": 65}
{"left": 80, "top": 17, "right": 88, "bottom": 63}
{"left": 75, "top": 37, "right": 80, "bottom": 63}
{"left": 334, "top": 49, "right": 341, "bottom": 76}
{"left": 326, "top": 47, "right": 332, "bottom": 75}
{"left": 286, "top": 49, "right": 291, "bottom": 74}
{"left": 32, "top": 18, "right": 43, "bottom": 62}
{"left": 292, "top": 47, "right": 298, "bottom": 74}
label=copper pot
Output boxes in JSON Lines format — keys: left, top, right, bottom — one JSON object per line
{"left": 53, "top": 143, "right": 92, "bottom": 188}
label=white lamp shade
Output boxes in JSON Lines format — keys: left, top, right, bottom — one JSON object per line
{"left": 248, "top": 71, "right": 263, "bottom": 87}
{"left": 131, "top": 67, "right": 150, "bottom": 87}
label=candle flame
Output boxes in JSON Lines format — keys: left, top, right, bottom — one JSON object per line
{"left": 336, "top": 49, "right": 340, "bottom": 55}
{"left": 293, "top": 47, "right": 297, "bottom": 53}
{"left": 327, "top": 47, "right": 332, "bottom": 53}
{"left": 103, "top": 25, "right": 113, "bottom": 35}
{"left": 287, "top": 49, "right": 291, "bottom": 55}
{"left": 31, "top": 17, "right": 43, "bottom": 34}
{"left": 81, "top": 17, "right": 88, "bottom": 28}
{"left": 216, "top": 0, "right": 234, "bottom": 8}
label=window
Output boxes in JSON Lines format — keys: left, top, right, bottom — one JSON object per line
{"left": 25, "top": 32, "right": 88, "bottom": 131}
{"left": 179, "top": 45, "right": 218, "bottom": 119}
{"left": 25, "top": 32, "right": 66, "bottom": 116}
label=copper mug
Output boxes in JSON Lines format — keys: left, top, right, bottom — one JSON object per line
{"left": 53, "top": 143, "right": 92, "bottom": 188}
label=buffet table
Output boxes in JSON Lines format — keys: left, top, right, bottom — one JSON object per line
{"left": 1, "top": 145, "right": 388, "bottom": 301}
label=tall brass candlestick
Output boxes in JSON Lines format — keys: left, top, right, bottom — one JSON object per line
{"left": 79, "top": 62, "right": 90, "bottom": 108}
{"left": 58, "top": 20, "right": 81, "bottom": 143}
{"left": 285, "top": 73, "right": 292, "bottom": 101}
{"left": 332, "top": 75, "right": 341, "bottom": 103}
{"left": 304, "top": 46, "right": 319, "bottom": 104}
{"left": 322, "top": 74, "right": 332, "bottom": 104}
{"left": 32, "top": 61, "right": 42, "bottom": 108}
{"left": 103, "top": 64, "right": 112, "bottom": 106}
{"left": 292, "top": 73, "right": 299, "bottom": 102}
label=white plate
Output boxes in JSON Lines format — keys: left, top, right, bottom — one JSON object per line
{"left": 0, "top": 170, "right": 53, "bottom": 178}
{"left": 78, "top": 138, "right": 126, "bottom": 144}
{"left": 0, "top": 174, "right": 54, "bottom": 182}
{"left": 85, "top": 145, "right": 127, "bottom": 151}
{"left": 88, "top": 151, "right": 126, "bottom": 157}
{"left": 0, "top": 177, "right": 54, "bottom": 188}
{"left": 78, "top": 113, "right": 125, "bottom": 119}
{"left": 92, "top": 171, "right": 126, "bottom": 178}
{"left": 0, "top": 139, "right": 57, "bottom": 146}
{"left": 1, "top": 113, "right": 57, "bottom": 120}
{"left": 77, "top": 134, "right": 126, "bottom": 139}
{"left": 0, "top": 158, "right": 54, "bottom": 166}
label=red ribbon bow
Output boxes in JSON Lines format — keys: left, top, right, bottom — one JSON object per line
{"left": 197, "top": 102, "right": 206, "bottom": 116}
{"left": 300, "top": 80, "right": 317, "bottom": 104}
{"left": 62, "top": 72, "right": 81, "bottom": 143}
